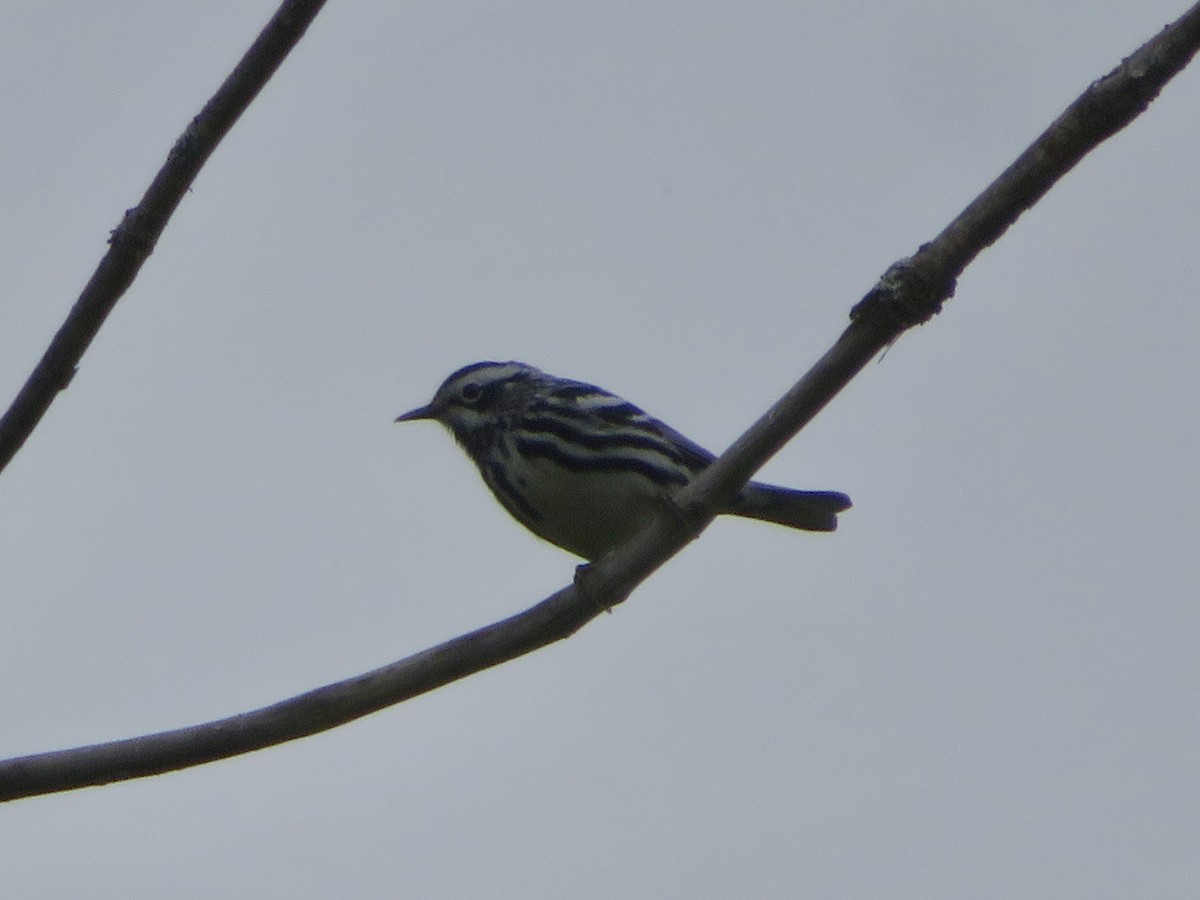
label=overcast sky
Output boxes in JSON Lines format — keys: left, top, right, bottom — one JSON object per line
{"left": 2, "top": 3, "right": 1199, "bottom": 897}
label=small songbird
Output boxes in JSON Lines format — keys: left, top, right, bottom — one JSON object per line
{"left": 396, "top": 361, "right": 850, "bottom": 561}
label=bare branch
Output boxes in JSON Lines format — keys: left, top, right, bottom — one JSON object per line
{"left": 0, "top": 589, "right": 599, "bottom": 799}
{"left": 0, "top": 0, "right": 328, "bottom": 476}
{"left": 2, "top": 2, "right": 1198, "bottom": 802}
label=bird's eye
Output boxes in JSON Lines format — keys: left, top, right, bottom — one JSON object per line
{"left": 459, "top": 382, "right": 483, "bottom": 404}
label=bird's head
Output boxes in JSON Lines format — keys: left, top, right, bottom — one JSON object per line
{"left": 396, "top": 360, "right": 543, "bottom": 446}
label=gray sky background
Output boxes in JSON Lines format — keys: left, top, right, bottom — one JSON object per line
{"left": 2, "top": 3, "right": 1198, "bottom": 897}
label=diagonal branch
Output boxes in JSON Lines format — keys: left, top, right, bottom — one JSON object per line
{"left": 2, "top": 1, "right": 1199, "bottom": 802}
{"left": 0, "top": 0, "right": 328, "bottom": 476}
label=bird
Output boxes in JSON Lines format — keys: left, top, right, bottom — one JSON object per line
{"left": 396, "top": 361, "right": 850, "bottom": 561}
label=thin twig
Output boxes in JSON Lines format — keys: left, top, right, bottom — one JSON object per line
{"left": 0, "top": 0, "right": 328, "bottom": 475}
{"left": 2, "top": 1, "right": 1198, "bottom": 802}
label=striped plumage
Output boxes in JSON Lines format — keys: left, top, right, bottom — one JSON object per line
{"left": 396, "top": 361, "right": 850, "bottom": 560}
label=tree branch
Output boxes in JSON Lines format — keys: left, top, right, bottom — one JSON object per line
{"left": 0, "top": 0, "right": 328, "bottom": 476}
{"left": 2, "top": 1, "right": 1198, "bottom": 802}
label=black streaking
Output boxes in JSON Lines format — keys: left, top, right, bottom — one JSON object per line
{"left": 483, "top": 459, "right": 543, "bottom": 524}
{"left": 519, "top": 413, "right": 693, "bottom": 460}
{"left": 514, "top": 435, "right": 691, "bottom": 487}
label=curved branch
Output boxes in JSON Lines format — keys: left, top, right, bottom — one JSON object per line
{"left": 0, "top": 0, "right": 328, "bottom": 476}
{"left": 2, "top": 1, "right": 1199, "bottom": 802}
{"left": 0, "top": 588, "right": 602, "bottom": 799}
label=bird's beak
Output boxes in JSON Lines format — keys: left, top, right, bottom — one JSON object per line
{"left": 395, "top": 403, "right": 439, "bottom": 423}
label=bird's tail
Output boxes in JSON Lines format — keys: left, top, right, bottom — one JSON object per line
{"left": 730, "top": 483, "right": 852, "bottom": 532}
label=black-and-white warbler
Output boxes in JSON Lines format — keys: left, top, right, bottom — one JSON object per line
{"left": 396, "top": 361, "right": 851, "bottom": 560}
